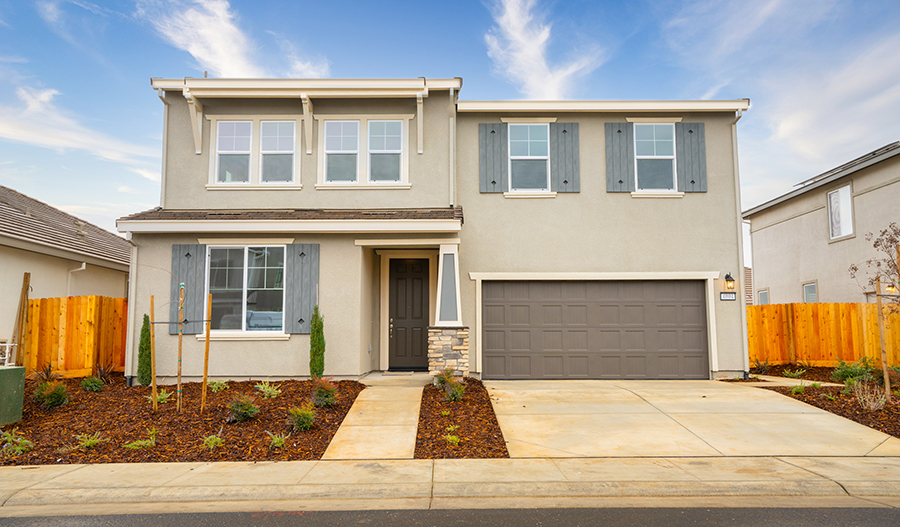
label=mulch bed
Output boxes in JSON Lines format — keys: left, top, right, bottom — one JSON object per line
{"left": 1, "top": 377, "right": 364, "bottom": 466}
{"left": 751, "top": 364, "right": 837, "bottom": 383}
{"left": 763, "top": 384, "right": 900, "bottom": 438}
{"left": 415, "top": 378, "right": 509, "bottom": 459}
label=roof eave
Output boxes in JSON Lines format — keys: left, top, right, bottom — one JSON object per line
{"left": 456, "top": 99, "right": 751, "bottom": 113}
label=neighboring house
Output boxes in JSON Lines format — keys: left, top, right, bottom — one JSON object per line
{"left": 117, "top": 77, "right": 750, "bottom": 382}
{"left": 1, "top": 185, "right": 130, "bottom": 357}
{"left": 743, "top": 142, "right": 900, "bottom": 305}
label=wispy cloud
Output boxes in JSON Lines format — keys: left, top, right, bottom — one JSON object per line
{"left": 0, "top": 56, "right": 29, "bottom": 64}
{"left": 136, "top": 0, "right": 264, "bottom": 77}
{"left": 129, "top": 168, "right": 161, "bottom": 182}
{"left": 35, "top": 0, "right": 125, "bottom": 69}
{"left": 0, "top": 87, "right": 157, "bottom": 166}
{"left": 267, "top": 30, "right": 329, "bottom": 78}
{"left": 485, "top": 0, "right": 604, "bottom": 99}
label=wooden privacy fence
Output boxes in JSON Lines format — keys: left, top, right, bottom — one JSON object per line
{"left": 23, "top": 296, "right": 127, "bottom": 378}
{"left": 747, "top": 303, "right": 900, "bottom": 368}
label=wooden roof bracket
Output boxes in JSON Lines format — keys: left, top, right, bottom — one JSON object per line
{"left": 416, "top": 88, "right": 427, "bottom": 154}
{"left": 301, "top": 94, "right": 314, "bottom": 155}
{"left": 183, "top": 87, "right": 204, "bottom": 155}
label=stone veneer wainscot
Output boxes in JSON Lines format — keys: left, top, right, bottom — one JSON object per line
{"left": 427, "top": 327, "right": 469, "bottom": 377}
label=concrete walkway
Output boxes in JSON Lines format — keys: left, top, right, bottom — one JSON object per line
{"left": 321, "top": 372, "right": 430, "bottom": 460}
{"left": 486, "top": 380, "right": 900, "bottom": 458}
{"left": 3, "top": 456, "right": 900, "bottom": 516}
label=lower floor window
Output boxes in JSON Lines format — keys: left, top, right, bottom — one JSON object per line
{"left": 803, "top": 282, "right": 817, "bottom": 303}
{"left": 208, "top": 246, "right": 285, "bottom": 331}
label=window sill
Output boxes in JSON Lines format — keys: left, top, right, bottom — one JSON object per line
{"left": 315, "top": 183, "right": 412, "bottom": 190}
{"left": 630, "top": 191, "right": 684, "bottom": 199}
{"left": 196, "top": 333, "right": 291, "bottom": 341}
{"left": 828, "top": 232, "right": 856, "bottom": 244}
{"left": 503, "top": 191, "right": 557, "bottom": 199}
{"left": 206, "top": 185, "right": 302, "bottom": 191}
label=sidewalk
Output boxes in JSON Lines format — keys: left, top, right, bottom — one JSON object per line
{"left": 2, "top": 456, "right": 900, "bottom": 517}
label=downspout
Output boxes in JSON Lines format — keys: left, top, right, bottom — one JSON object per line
{"left": 157, "top": 89, "right": 169, "bottom": 209}
{"left": 66, "top": 262, "right": 86, "bottom": 296}
{"left": 732, "top": 109, "right": 751, "bottom": 378}
{"left": 123, "top": 233, "right": 139, "bottom": 387}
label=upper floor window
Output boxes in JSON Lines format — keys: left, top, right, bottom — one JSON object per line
{"left": 217, "top": 121, "right": 252, "bottom": 183}
{"left": 368, "top": 121, "right": 402, "bottom": 182}
{"left": 828, "top": 185, "right": 853, "bottom": 239}
{"left": 324, "top": 121, "right": 359, "bottom": 182}
{"left": 634, "top": 123, "right": 676, "bottom": 191}
{"left": 508, "top": 123, "right": 550, "bottom": 191}
{"left": 210, "top": 117, "right": 300, "bottom": 188}
{"left": 260, "top": 121, "right": 295, "bottom": 183}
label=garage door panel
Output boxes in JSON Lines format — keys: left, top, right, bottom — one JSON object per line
{"left": 483, "top": 280, "right": 709, "bottom": 380}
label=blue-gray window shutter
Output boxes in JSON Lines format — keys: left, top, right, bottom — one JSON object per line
{"left": 550, "top": 122, "right": 579, "bottom": 193}
{"left": 285, "top": 243, "right": 319, "bottom": 334}
{"left": 479, "top": 123, "right": 508, "bottom": 193}
{"left": 605, "top": 122, "right": 635, "bottom": 192}
{"left": 170, "top": 244, "right": 206, "bottom": 335}
{"left": 676, "top": 122, "right": 707, "bottom": 192}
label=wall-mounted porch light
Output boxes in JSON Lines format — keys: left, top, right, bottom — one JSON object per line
{"left": 724, "top": 273, "right": 736, "bottom": 291}
{"left": 888, "top": 282, "right": 897, "bottom": 294}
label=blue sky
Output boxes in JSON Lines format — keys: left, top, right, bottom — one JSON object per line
{"left": 1, "top": 0, "right": 899, "bottom": 251}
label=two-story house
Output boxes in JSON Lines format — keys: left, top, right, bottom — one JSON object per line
{"left": 117, "top": 77, "right": 750, "bottom": 383}
{"left": 743, "top": 142, "right": 900, "bottom": 304}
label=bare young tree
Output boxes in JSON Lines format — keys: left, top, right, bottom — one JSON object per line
{"left": 849, "top": 222, "right": 900, "bottom": 304}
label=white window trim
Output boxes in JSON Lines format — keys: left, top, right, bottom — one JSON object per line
{"left": 315, "top": 114, "right": 414, "bottom": 189}
{"left": 323, "top": 120, "right": 360, "bottom": 183}
{"left": 633, "top": 123, "right": 677, "bottom": 193}
{"left": 205, "top": 245, "right": 287, "bottom": 335}
{"left": 259, "top": 120, "right": 296, "bottom": 185}
{"left": 827, "top": 184, "right": 855, "bottom": 241}
{"left": 207, "top": 115, "right": 302, "bottom": 189}
{"left": 507, "top": 122, "right": 551, "bottom": 193}
{"left": 802, "top": 281, "right": 818, "bottom": 303}
{"left": 367, "top": 120, "right": 404, "bottom": 184}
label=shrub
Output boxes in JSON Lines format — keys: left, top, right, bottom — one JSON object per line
{"left": 822, "top": 393, "right": 836, "bottom": 401}
{"left": 1, "top": 428, "right": 33, "bottom": 457}
{"left": 443, "top": 434, "right": 460, "bottom": 446}
{"left": 751, "top": 358, "right": 771, "bottom": 375}
{"left": 96, "top": 363, "right": 115, "bottom": 385}
{"left": 444, "top": 380, "right": 466, "bottom": 402}
{"left": 255, "top": 380, "right": 281, "bottom": 399}
{"left": 808, "top": 382, "right": 822, "bottom": 389}
{"left": 854, "top": 382, "right": 888, "bottom": 412}
{"left": 832, "top": 358, "right": 875, "bottom": 383}
{"left": 202, "top": 429, "right": 223, "bottom": 450}
{"left": 288, "top": 401, "right": 317, "bottom": 431}
{"left": 446, "top": 425, "right": 459, "bottom": 432}
{"left": 123, "top": 428, "right": 158, "bottom": 450}
{"left": 209, "top": 380, "right": 229, "bottom": 393}
{"left": 75, "top": 432, "right": 107, "bottom": 450}
{"left": 267, "top": 431, "right": 290, "bottom": 450}
{"left": 782, "top": 368, "right": 806, "bottom": 379}
{"left": 81, "top": 376, "right": 104, "bottom": 392}
{"left": 145, "top": 388, "right": 172, "bottom": 404}
{"left": 34, "top": 381, "right": 69, "bottom": 409}
{"left": 137, "top": 314, "right": 152, "bottom": 386}
{"left": 226, "top": 395, "right": 260, "bottom": 423}
{"left": 434, "top": 368, "right": 455, "bottom": 389}
{"left": 309, "top": 305, "right": 325, "bottom": 378}
{"left": 30, "top": 363, "right": 61, "bottom": 383}
{"left": 311, "top": 376, "right": 337, "bottom": 407}
{"left": 841, "top": 377, "right": 857, "bottom": 395}
{"left": 790, "top": 385, "right": 805, "bottom": 395}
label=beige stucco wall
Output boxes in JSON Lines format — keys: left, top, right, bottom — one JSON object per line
{"left": 748, "top": 154, "right": 900, "bottom": 304}
{"left": 127, "top": 233, "right": 367, "bottom": 382}
{"left": 0, "top": 244, "right": 128, "bottom": 342}
{"left": 454, "top": 112, "right": 747, "bottom": 374}
{"left": 162, "top": 91, "right": 455, "bottom": 211}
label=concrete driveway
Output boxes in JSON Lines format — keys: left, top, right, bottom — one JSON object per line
{"left": 485, "top": 380, "right": 900, "bottom": 458}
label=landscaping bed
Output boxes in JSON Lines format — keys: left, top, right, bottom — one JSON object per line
{"left": 415, "top": 378, "right": 509, "bottom": 459}
{"left": 763, "top": 384, "right": 900, "bottom": 439}
{"left": 1, "top": 377, "right": 364, "bottom": 466}
{"left": 751, "top": 364, "right": 836, "bottom": 383}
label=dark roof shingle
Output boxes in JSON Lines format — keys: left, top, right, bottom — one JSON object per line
{"left": 118, "top": 207, "right": 464, "bottom": 223}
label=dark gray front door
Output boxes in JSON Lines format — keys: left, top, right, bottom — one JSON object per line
{"left": 389, "top": 259, "right": 429, "bottom": 370}
{"left": 483, "top": 280, "right": 709, "bottom": 379}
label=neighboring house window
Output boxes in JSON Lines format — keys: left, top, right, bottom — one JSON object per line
{"left": 828, "top": 185, "right": 853, "bottom": 239}
{"left": 368, "top": 121, "right": 402, "bottom": 182}
{"left": 803, "top": 282, "right": 818, "bottom": 303}
{"left": 260, "top": 121, "right": 294, "bottom": 183}
{"left": 325, "top": 121, "right": 360, "bottom": 182}
{"left": 508, "top": 123, "right": 550, "bottom": 191}
{"left": 758, "top": 290, "right": 769, "bottom": 305}
{"left": 634, "top": 123, "right": 676, "bottom": 191}
{"left": 216, "top": 121, "right": 252, "bottom": 183}
{"left": 208, "top": 246, "right": 285, "bottom": 332}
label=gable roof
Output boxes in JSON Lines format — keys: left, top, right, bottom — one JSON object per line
{"left": 742, "top": 142, "right": 900, "bottom": 218}
{"left": 0, "top": 185, "right": 131, "bottom": 268}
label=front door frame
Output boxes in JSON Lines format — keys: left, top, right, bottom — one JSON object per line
{"left": 378, "top": 250, "right": 437, "bottom": 371}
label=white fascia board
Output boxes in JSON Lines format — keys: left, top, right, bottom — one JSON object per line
{"left": 117, "top": 219, "right": 462, "bottom": 234}
{"left": 151, "top": 78, "right": 462, "bottom": 97}
{"left": 0, "top": 234, "right": 130, "bottom": 272}
{"left": 468, "top": 271, "right": 721, "bottom": 281}
{"left": 457, "top": 100, "right": 751, "bottom": 113}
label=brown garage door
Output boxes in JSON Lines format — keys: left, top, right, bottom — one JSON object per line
{"left": 482, "top": 280, "right": 709, "bottom": 380}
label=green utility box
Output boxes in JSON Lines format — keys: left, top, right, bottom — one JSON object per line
{"left": 0, "top": 366, "right": 26, "bottom": 426}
